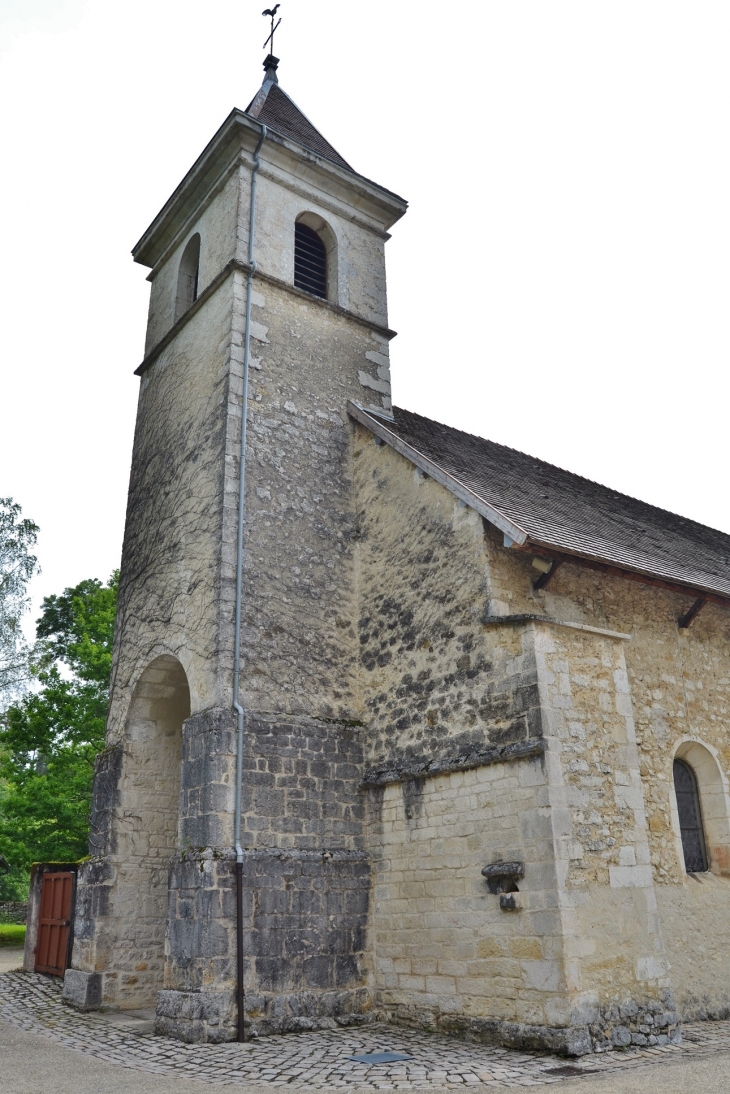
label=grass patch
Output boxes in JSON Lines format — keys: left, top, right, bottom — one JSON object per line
{"left": 0, "top": 924, "right": 26, "bottom": 947}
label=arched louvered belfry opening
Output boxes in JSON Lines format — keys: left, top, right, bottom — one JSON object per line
{"left": 673, "top": 757, "right": 708, "bottom": 873}
{"left": 294, "top": 220, "right": 328, "bottom": 299}
{"left": 175, "top": 233, "right": 201, "bottom": 320}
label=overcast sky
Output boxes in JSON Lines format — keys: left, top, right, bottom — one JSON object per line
{"left": 3, "top": 1, "right": 730, "bottom": 635}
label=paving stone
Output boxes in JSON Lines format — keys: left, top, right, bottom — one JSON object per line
{"left": 4, "top": 971, "right": 730, "bottom": 1088}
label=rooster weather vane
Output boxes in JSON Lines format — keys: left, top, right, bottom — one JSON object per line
{"left": 262, "top": 4, "right": 281, "bottom": 56}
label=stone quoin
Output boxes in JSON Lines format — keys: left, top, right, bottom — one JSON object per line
{"left": 63, "top": 52, "right": 730, "bottom": 1054}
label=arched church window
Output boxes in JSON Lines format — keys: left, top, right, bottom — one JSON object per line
{"left": 175, "top": 233, "right": 201, "bottom": 320}
{"left": 294, "top": 222, "right": 327, "bottom": 299}
{"left": 673, "top": 757, "right": 708, "bottom": 872}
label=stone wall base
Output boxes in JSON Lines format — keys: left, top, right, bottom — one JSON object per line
{"left": 381, "top": 994, "right": 682, "bottom": 1057}
{"left": 62, "top": 969, "right": 102, "bottom": 1011}
{"left": 155, "top": 986, "right": 373, "bottom": 1042}
{"left": 245, "top": 986, "right": 373, "bottom": 1037}
{"left": 156, "top": 990, "right": 235, "bottom": 1043}
{"left": 675, "top": 994, "right": 730, "bottom": 1022}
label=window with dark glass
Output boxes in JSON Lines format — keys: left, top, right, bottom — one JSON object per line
{"left": 673, "top": 758, "right": 708, "bottom": 872}
{"left": 294, "top": 222, "right": 327, "bottom": 298}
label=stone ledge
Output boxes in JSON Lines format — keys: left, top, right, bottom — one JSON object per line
{"left": 136, "top": 261, "right": 397, "bottom": 377}
{"left": 381, "top": 1005, "right": 593, "bottom": 1056}
{"left": 246, "top": 986, "right": 373, "bottom": 1039}
{"left": 169, "top": 846, "right": 369, "bottom": 863}
{"left": 381, "top": 993, "right": 682, "bottom": 1056}
{"left": 481, "top": 613, "right": 632, "bottom": 641}
{"left": 361, "top": 738, "right": 545, "bottom": 789}
{"left": 155, "top": 986, "right": 374, "bottom": 1042}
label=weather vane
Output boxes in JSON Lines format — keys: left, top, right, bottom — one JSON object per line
{"left": 262, "top": 5, "right": 281, "bottom": 56}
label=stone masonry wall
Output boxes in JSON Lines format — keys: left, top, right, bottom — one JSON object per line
{"left": 355, "top": 440, "right": 679, "bottom": 1052}
{"left": 223, "top": 276, "right": 394, "bottom": 725}
{"left": 370, "top": 755, "right": 578, "bottom": 1049}
{"left": 240, "top": 847, "right": 371, "bottom": 1036}
{"left": 108, "top": 273, "right": 234, "bottom": 740}
{"left": 354, "top": 430, "right": 542, "bottom": 770}
{"left": 162, "top": 704, "right": 370, "bottom": 1038}
{"left": 239, "top": 713, "right": 366, "bottom": 851}
{"left": 530, "top": 619, "right": 677, "bottom": 1049}
{"left": 145, "top": 168, "right": 240, "bottom": 355}
{"left": 157, "top": 846, "right": 371, "bottom": 1042}
{"left": 485, "top": 522, "right": 730, "bottom": 1021}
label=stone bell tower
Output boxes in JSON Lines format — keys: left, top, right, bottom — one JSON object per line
{"left": 64, "top": 55, "right": 407, "bottom": 1041}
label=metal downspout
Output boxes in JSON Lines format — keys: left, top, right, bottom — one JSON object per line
{"left": 234, "top": 122, "right": 266, "bottom": 1044}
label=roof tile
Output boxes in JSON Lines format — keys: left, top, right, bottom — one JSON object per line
{"left": 358, "top": 405, "right": 730, "bottom": 601}
{"left": 247, "top": 83, "right": 353, "bottom": 172}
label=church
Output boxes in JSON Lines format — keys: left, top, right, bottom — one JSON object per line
{"left": 61, "top": 51, "right": 730, "bottom": 1055}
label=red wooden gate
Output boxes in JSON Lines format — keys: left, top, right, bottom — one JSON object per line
{"left": 34, "top": 871, "right": 74, "bottom": 976}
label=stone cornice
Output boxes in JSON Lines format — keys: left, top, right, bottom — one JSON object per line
{"left": 481, "top": 613, "right": 632, "bottom": 641}
{"left": 135, "top": 260, "right": 397, "bottom": 377}
{"left": 361, "top": 737, "right": 546, "bottom": 789}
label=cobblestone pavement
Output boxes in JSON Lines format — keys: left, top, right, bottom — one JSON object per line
{"left": 3, "top": 972, "right": 730, "bottom": 1089}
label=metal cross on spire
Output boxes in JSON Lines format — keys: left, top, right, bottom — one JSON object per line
{"left": 262, "top": 5, "right": 281, "bottom": 56}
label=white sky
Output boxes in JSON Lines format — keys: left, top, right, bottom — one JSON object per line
{"left": 2, "top": 1, "right": 730, "bottom": 637}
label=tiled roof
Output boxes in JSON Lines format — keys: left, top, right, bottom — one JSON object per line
{"left": 246, "top": 83, "right": 353, "bottom": 172}
{"left": 351, "top": 404, "right": 730, "bottom": 601}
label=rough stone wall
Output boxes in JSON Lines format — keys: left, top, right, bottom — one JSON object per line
{"left": 0, "top": 901, "right": 28, "bottom": 924}
{"left": 232, "top": 712, "right": 370, "bottom": 1029}
{"left": 240, "top": 847, "right": 371, "bottom": 1036}
{"left": 485, "top": 523, "right": 730, "bottom": 1021}
{"left": 179, "top": 708, "right": 236, "bottom": 852}
{"left": 238, "top": 713, "right": 366, "bottom": 851}
{"left": 145, "top": 168, "right": 240, "bottom": 354}
{"left": 156, "top": 845, "right": 371, "bottom": 1042}
{"left": 225, "top": 277, "right": 392, "bottom": 722}
{"left": 354, "top": 432, "right": 542, "bottom": 769}
{"left": 354, "top": 441, "right": 681, "bottom": 1051}
{"left": 108, "top": 278, "right": 234, "bottom": 739}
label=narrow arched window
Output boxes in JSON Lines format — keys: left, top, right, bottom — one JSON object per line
{"left": 673, "top": 758, "right": 708, "bottom": 872}
{"left": 294, "top": 222, "right": 327, "bottom": 299}
{"left": 175, "top": 233, "right": 200, "bottom": 320}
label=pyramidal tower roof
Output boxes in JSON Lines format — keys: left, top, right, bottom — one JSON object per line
{"left": 245, "top": 55, "right": 353, "bottom": 172}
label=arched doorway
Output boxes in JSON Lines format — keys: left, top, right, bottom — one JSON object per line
{"left": 113, "top": 655, "right": 190, "bottom": 1008}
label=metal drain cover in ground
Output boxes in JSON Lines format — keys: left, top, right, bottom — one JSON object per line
{"left": 545, "top": 1065, "right": 588, "bottom": 1076}
{"left": 348, "top": 1052, "right": 414, "bottom": 1064}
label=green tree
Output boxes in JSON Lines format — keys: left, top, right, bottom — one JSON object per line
{"left": 0, "top": 572, "right": 118, "bottom": 895}
{"left": 0, "top": 498, "right": 39, "bottom": 707}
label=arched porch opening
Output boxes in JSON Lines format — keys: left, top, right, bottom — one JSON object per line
{"left": 113, "top": 654, "right": 190, "bottom": 1007}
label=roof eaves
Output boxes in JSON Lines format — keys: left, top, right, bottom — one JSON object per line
{"left": 348, "top": 401, "right": 528, "bottom": 546}
{"left": 520, "top": 539, "right": 730, "bottom": 606}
